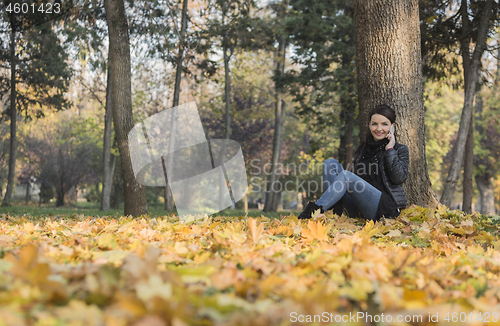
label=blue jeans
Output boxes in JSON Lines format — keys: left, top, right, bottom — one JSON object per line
{"left": 315, "top": 159, "right": 381, "bottom": 221}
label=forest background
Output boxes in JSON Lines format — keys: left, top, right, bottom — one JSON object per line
{"left": 0, "top": 0, "right": 499, "bottom": 217}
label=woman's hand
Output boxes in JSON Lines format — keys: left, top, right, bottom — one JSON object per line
{"left": 386, "top": 131, "right": 396, "bottom": 150}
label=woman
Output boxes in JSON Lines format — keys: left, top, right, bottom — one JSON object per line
{"left": 298, "top": 105, "right": 409, "bottom": 221}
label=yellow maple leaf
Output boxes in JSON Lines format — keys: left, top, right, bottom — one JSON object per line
{"left": 386, "top": 229, "right": 402, "bottom": 238}
{"left": 246, "top": 217, "right": 264, "bottom": 244}
{"left": 8, "top": 245, "right": 50, "bottom": 285}
{"left": 276, "top": 225, "right": 293, "bottom": 237}
{"left": 301, "top": 220, "right": 329, "bottom": 243}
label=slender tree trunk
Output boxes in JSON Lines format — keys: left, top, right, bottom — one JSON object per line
{"left": 353, "top": 0, "right": 438, "bottom": 207}
{"left": 475, "top": 174, "right": 495, "bottom": 214}
{"left": 440, "top": 0, "right": 493, "bottom": 207}
{"left": 111, "top": 172, "right": 122, "bottom": 209}
{"left": 463, "top": 117, "right": 474, "bottom": 213}
{"left": 303, "top": 127, "right": 310, "bottom": 152}
{"left": 263, "top": 56, "right": 286, "bottom": 212}
{"left": 338, "top": 109, "right": 348, "bottom": 164}
{"left": 25, "top": 181, "right": 29, "bottom": 204}
{"left": 104, "top": 0, "right": 147, "bottom": 217}
{"left": 461, "top": 0, "right": 473, "bottom": 214}
{"left": 56, "top": 187, "right": 64, "bottom": 207}
{"left": 101, "top": 66, "right": 116, "bottom": 211}
{"left": 3, "top": 22, "right": 17, "bottom": 207}
{"left": 154, "top": 186, "right": 158, "bottom": 210}
{"left": 345, "top": 109, "right": 354, "bottom": 169}
{"left": 217, "top": 0, "right": 234, "bottom": 210}
{"left": 338, "top": 103, "right": 355, "bottom": 169}
{"left": 474, "top": 45, "right": 499, "bottom": 216}
{"left": 223, "top": 16, "right": 231, "bottom": 140}
{"left": 264, "top": 0, "right": 287, "bottom": 212}
{"left": 164, "top": 0, "right": 189, "bottom": 212}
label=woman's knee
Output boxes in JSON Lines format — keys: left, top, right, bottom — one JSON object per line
{"left": 323, "top": 158, "right": 341, "bottom": 174}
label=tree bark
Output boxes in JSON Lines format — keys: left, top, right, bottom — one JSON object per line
{"left": 474, "top": 45, "right": 499, "bottom": 216}
{"left": 263, "top": 0, "right": 287, "bottom": 212}
{"left": 100, "top": 65, "right": 116, "bottom": 211}
{"left": 463, "top": 117, "right": 474, "bottom": 213}
{"left": 461, "top": 0, "right": 473, "bottom": 214}
{"left": 111, "top": 169, "right": 122, "bottom": 209}
{"left": 216, "top": 0, "right": 234, "bottom": 210}
{"left": 353, "top": 0, "right": 438, "bottom": 207}
{"left": 3, "top": 20, "right": 17, "bottom": 207}
{"left": 25, "top": 180, "right": 30, "bottom": 204}
{"left": 338, "top": 109, "right": 348, "bottom": 164}
{"left": 345, "top": 109, "right": 354, "bottom": 169}
{"left": 440, "top": 0, "right": 493, "bottom": 207}
{"left": 163, "top": 0, "right": 189, "bottom": 212}
{"left": 104, "top": 0, "right": 147, "bottom": 217}
{"left": 338, "top": 103, "right": 355, "bottom": 169}
{"left": 475, "top": 174, "right": 495, "bottom": 214}
{"left": 222, "top": 3, "right": 231, "bottom": 142}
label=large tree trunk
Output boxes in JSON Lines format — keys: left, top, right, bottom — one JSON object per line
{"left": 263, "top": 0, "right": 287, "bottom": 212}
{"left": 164, "top": 0, "right": 189, "bottom": 212}
{"left": 100, "top": 66, "right": 116, "bottom": 211}
{"left": 353, "top": 0, "right": 438, "bottom": 207}
{"left": 440, "top": 0, "right": 493, "bottom": 207}
{"left": 461, "top": 0, "right": 473, "bottom": 214}
{"left": 104, "top": 0, "right": 147, "bottom": 217}
{"left": 3, "top": 22, "right": 17, "bottom": 207}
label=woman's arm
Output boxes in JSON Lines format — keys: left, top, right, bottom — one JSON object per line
{"left": 383, "top": 145, "right": 409, "bottom": 185}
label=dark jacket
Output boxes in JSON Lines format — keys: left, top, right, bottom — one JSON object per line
{"left": 354, "top": 142, "right": 409, "bottom": 209}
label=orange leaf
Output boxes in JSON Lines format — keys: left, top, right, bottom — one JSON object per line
{"left": 301, "top": 220, "right": 329, "bottom": 243}
{"left": 246, "top": 217, "right": 264, "bottom": 244}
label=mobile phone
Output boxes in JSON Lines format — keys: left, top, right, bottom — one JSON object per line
{"left": 390, "top": 124, "right": 395, "bottom": 135}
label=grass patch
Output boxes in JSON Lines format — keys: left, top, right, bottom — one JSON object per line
{"left": 0, "top": 201, "right": 299, "bottom": 220}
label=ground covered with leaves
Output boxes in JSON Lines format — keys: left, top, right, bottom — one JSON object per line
{"left": 1, "top": 205, "right": 500, "bottom": 326}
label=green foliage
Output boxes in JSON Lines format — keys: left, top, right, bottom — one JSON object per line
{"left": 84, "top": 185, "right": 101, "bottom": 203}
{"left": 39, "top": 181, "right": 54, "bottom": 204}
{"left": 0, "top": 0, "right": 72, "bottom": 120}
{"left": 198, "top": 50, "right": 276, "bottom": 171}
{"left": 424, "top": 82, "right": 464, "bottom": 194}
{"left": 284, "top": 0, "right": 357, "bottom": 132}
{"left": 23, "top": 111, "right": 102, "bottom": 206}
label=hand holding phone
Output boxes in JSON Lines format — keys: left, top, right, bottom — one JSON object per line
{"left": 386, "top": 124, "right": 396, "bottom": 150}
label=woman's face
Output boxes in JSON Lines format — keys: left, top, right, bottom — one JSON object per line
{"left": 370, "top": 114, "right": 393, "bottom": 141}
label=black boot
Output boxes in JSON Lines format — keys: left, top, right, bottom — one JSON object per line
{"left": 298, "top": 201, "right": 323, "bottom": 219}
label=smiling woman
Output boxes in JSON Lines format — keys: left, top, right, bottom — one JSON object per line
{"left": 297, "top": 105, "right": 409, "bottom": 221}
{"left": 370, "top": 112, "right": 394, "bottom": 142}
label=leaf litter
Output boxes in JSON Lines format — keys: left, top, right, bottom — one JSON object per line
{"left": 0, "top": 205, "right": 500, "bottom": 325}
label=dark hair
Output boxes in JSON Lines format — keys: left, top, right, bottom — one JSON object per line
{"left": 353, "top": 104, "right": 396, "bottom": 162}
{"left": 369, "top": 104, "right": 396, "bottom": 124}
